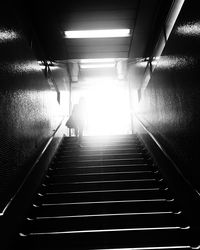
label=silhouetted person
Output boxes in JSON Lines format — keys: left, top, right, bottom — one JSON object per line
{"left": 66, "top": 97, "right": 87, "bottom": 145}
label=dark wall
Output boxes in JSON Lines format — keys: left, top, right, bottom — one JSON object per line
{"left": 135, "top": 0, "right": 200, "bottom": 191}
{"left": 0, "top": 6, "right": 70, "bottom": 212}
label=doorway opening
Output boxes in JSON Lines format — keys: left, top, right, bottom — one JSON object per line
{"left": 71, "top": 77, "right": 132, "bottom": 136}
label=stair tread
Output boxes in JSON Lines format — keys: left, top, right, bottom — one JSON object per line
{"left": 30, "top": 200, "right": 178, "bottom": 217}
{"left": 19, "top": 229, "right": 196, "bottom": 250}
{"left": 41, "top": 189, "right": 171, "bottom": 204}
{"left": 18, "top": 135, "right": 195, "bottom": 250}
{"left": 58, "top": 148, "right": 144, "bottom": 155}
{"left": 50, "top": 165, "right": 154, "bottom": 175}
{"left": 56, "top": 153, "right": 145, "bottom": 162}
{"left": 60, "top": 145, "right": 144, "bottom": 151}
{"left": 48, "top": 172, "right": 157, "bottom": 183}
{"left": 56, "top": 158, "right": 147, "bottom": 164}
{"left": 45, "top": 179, "right": 163, "bottom": 193}
{"left": 24, "top": 213, "right": 188, "bottom": 234}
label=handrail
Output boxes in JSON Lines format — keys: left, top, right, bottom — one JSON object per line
{"left": 135, "top": 114, "right": 200, "bottom": 198}
{"left": 0, "top": 115, "right": 67, "bottom": 216}
{"left": 140, "top": 0, "right": 185, "bottom": 93}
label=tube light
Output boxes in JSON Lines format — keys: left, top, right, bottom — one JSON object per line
{"left": 64, "top": 29, "right": 130, "bottom": 38}
{"left": 80, "top": 63, "right": 115, "bottom": 69}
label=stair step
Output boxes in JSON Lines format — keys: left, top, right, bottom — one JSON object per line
{"left": 48, "top": 171, "right": 157, "bottom": 183}
{"left": 40, "top": 189, "right": 172, "bottom": 204}
{"left": 52, "top": 170, "right": 154, "bottom": 177}
{"left": 61, "top": 140, "right": 141, "bottom": 146}
{"left": 62, "top": 135, "right": 139, "bottom": 142}
{"left": 23, "top": 213, "right": 187, "bottom": 234}
{"left": 18, "top": 228, "right": 195, "bottom": 250}
{"left": 58, "top": 148, "right": 144, "bottom": 155}
{"left": 60, "top": 144, "right": 144, "bottom": 151}
{"left": 29, "top": 200, "right": 177, "bottom": 218}
{"left": 61, "top": 138, "right": 141, "bottom": 144}
{"left": 61, "top": 142, "right": 141, "bottom": 148}
{"left": 56, "top": 153, "right": 144, "bottom": 161}
{"left": 17, "top": 135, "right": 196, "bottom": 250}
{"left": 50, "top": 164, "right": 154, "bottom": 175}
{"left": 44, "top": 179, "right": 162, "bottom": 193}
{"left": 55, "top": 158, "right": 148, "bottom": 167}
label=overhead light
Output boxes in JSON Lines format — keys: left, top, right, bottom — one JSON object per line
{"left": 80, "top": 58, "right": 116, "bottom": 63}
{"left": 64, "top": 29, "right": 130, "bottom": 38}
{"left": 80, "top": 63, "right": 115, "bottom": 69}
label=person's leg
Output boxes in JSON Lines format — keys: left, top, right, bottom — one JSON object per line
{"left": 75, "top": 128, "right": 78, "bottom": 137}
{"left": 78, "top": 127, "right": 83, "bottom": 146}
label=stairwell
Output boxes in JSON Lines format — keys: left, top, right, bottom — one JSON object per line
{"left": 18, "top": 134, "right": 197, "bottom": 249}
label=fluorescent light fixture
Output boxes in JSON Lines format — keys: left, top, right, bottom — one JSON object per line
{"left": 80, "top": 58, "right": 116, "bottom": 64}
{"left": 80, "top": 63, "right": 115, "bottom": 69}
{"left": 64, "top": 29, "right": 130, "bottom": 38}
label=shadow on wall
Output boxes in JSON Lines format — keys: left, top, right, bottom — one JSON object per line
{"left": 0, "top": 7, "right": 69, "bottom": 212}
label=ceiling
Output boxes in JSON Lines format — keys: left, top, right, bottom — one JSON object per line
{"left": 59, "top": 3, "right": 138, "bottom": 60}
{"left": 18, "top": 0, "right": 173, "bottom": 81}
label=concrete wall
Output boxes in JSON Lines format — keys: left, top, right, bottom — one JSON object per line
{"left": 0, "top": 6, "right": 70, "bottom": 212}
{"left": 133, "top": 0, "right": 200, "bottom": 192}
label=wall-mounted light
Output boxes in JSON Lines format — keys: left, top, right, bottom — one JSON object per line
{"left": 64, "top": 29, "right": 131, "bottom": 39}
{"left": 176, "top": 21, "right": 200, "bottom": 37}
{"left": 0, "top": 29, "right": 19, "bottom": 43}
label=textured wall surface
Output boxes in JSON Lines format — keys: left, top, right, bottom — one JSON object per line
{"left": 0, "top": 7, "right": 69, "bottom": 211}
{"left": 136, "top": 0, "right": 200, "bottom": 191}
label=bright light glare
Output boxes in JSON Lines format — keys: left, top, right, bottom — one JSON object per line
{"left": 0, "top": 29, "right": 19, "bottom": 43}
{"left": 72, "top": 78, "right": 131, "bottom": 136}
{"left": 81, "top": 58, "right": 116, "bottom": 63}
{"left": 177, "top": 21, "right": 200, "bottom": 37}
{"left": 80, "top": 63, "right": 115, "bottom": 69}
{"left": 64, "top": 29, "right": 130, "bottom": 38}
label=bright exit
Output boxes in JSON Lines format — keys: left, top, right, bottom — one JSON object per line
{"left": 72, "top": 78, "right": 132, "bottom": 136}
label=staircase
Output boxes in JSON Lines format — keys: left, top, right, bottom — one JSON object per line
{"left": 18, "top": 134, "right": 196, "bottom": 249}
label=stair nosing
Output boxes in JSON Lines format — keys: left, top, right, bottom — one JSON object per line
{"left": 41, "top": 198, "right": 174, "bottom": 206}
{"left": 54, "top": 163, "right": 150, "bottom": 169}
{"left": 56, "top": 158, "right": 146, "bottom": 164}
{"left": 48, "top": 178, "right": 157, "bottom": 185}
{"left": 21, "top": 226, "right": 188, "bottom": 236}
{"left": 46, "top": 187, "right": 161, "bottom": 195}
{"left": 53, "top": 170, "right": 153, "bottom": 177}
{"left": 34, "top": 211, "right": 174, "bottom": 220}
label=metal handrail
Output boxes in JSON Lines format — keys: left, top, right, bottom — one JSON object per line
{"left": 135, "top": 114, "right": 200, "bottom": 198}
{"left": 0, "top": 115, "right": 67, "bottom": 216}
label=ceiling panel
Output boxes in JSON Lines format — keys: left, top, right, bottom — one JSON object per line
{"left": 58, "top": 0, "right": 139, "bottom": 12}
{"left": 63, "top": 20, "right": 134, "bottom": 30}
{"left": 66, "top": 52, "right": 129, "bottom": 60}
{"left": 79, "top": 67, "right": 117, "bottom": 80}
{"left": 19, "top": 0, "right": 173, "bottom": 80}
{"left": 64, "top": 9, "right": 136, "bottom": 21}
{"left": 62, "top": 10, "right": 136, "bottom": 30}
{"left": 57, "top": 3, "right": 138, "bottom": 61}
{"left": 65, "top": 37, "right": 131, "bottom": 47}
{"left": 66, "top": 45, "right": 129, "bottom": 53}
